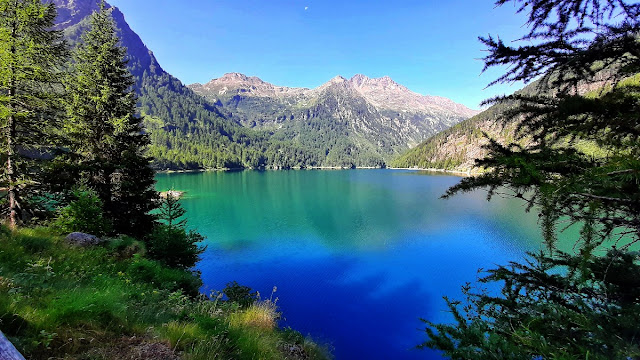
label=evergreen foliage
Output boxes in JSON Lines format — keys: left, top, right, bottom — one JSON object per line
{"left": 422, "top": 250, "right": 640, "bottom": 359}
{"left": 146, "top": 224, "right": 204, "bottom": 269}
{"left": 447, "top": 0, "right": 640, "bottom": 247}
{"left": 147, "top": 193, "right": 204, "bottom": 269}
{"left": 53, "top": 186, "right": 111, "bottom": 236}
{"left": 64, "top": 2, "right": 156, "bottom": 237}
{"left": 423, "top": 0, "right": 640, "bottom": 358}
{"left": 157, "top": 192, "right": 186, "bottom": 228}
{"left": 0, "top": 0, "right": 67, "bottom": 227}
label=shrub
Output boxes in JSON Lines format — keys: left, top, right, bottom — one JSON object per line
{"left": 221, "top": 281, "right": 258, "bottom": 309}
{"left": 108, "top": 235, "right": 146, "bottom": 260}
{"left": 146, "top": 194, "right": 206, "bottom": 269}
{"left": 53, "top": 187, "right": 111, "bottom": 236}
{"left": 145, "top": 224, "right": 204, "bottom": 269}
{"left": 127, "top": 256, "right": 202, "bottom": 297}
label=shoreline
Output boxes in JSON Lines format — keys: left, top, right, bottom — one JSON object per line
{"left": 155, "top": 166, "right": 478, "bottom": 176}
{"left": 155, "top": 166, "right": 384, "bottom": 173}
{"left": 387, "top": 167, "right": 477, "bottom": 176}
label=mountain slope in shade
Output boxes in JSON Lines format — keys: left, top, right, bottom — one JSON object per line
{"left": 190, "top": 73, "right": 479, "bottom": 154}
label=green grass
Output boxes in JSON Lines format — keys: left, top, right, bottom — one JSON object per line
{"left": 0, "top": 226, "right": 331, "bottom": 359}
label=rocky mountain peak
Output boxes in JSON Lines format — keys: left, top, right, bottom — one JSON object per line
{"left": 193, "top": 73, "right": 307, "bottom": 97}
{"left": 349, "top": 74, "right": 370, "bottom": 86}
{"left": 50, "top": 0, "right": 102, "bottom": 29}
{"left": 329, "top": 75, "right": 348, "bottom": 84}
{"left": 210, "top": 73, "right": 271, "bottom": 88}
{"left": 52, "top": 0, "right": 164, "bottom": 78}
{"left": 377, "top": 75, "right": 395, "bottom": 85}
{"left": 192, "top": 72, "right": 479, "bottom": 119}
{"left": 219, "top": 72, "right": 250, "bottom": 82}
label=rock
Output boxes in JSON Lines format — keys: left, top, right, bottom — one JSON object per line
{"left": 159, "top": 190, "right": 184, "bottom": 199}
{"left": 65, "top": 232, "right": 104, "bottom": 247}
{"left": 0, "top": 330, "right": 26, "bottom": 360}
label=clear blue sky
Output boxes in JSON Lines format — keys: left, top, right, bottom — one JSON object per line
{"left": 108, "top": 0, "right": 530, "bottom": 109}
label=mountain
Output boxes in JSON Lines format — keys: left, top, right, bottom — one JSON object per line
{"left": 191, "top": 73, "right": 479, "bottom": 147}
{"left": 190, "top": 73, "right": 479, "bottom": 166}
{"left": 52, "top": 0, "right": 289, "bottom": 169}
{"left": 390, "top": 70, "right": 615, "bottom": 172}
{"left": 390, "top": 102, "right": 520, "bottom": 172}
{"left": 52, "top": 0, "right": 478, "bottom": 169}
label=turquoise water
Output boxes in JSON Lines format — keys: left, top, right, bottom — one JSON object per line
{"left": 155, "top": 169, "right": 546, "bottom": 359}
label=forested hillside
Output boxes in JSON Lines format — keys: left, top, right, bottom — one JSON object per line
{"left": 191, "top": 73, "right": 478, "bottom": 168}
{"left": 53, "top": 0, "right": 478, "bottom": 170}
{"left": 55, "top": 0, "right": 270, "bottom": 170}
{"left": 391, "top": 67, "right": 618, "bottom": 172}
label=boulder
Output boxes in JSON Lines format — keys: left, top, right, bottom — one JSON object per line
{"left": 159, "top": 190, "right": 184, "bottom": 199}
{"left": 0, "top": 330, "right": 26, "bottom": 360}
{"left": 65, "top": 232, "right": 104, "bottom": 247}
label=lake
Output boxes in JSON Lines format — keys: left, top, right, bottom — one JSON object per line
{"left": 155, "top": 169, "right": 547, "bottom": 359}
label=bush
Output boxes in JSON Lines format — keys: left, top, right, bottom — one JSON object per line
{"left": 127, "top": 256, "right": 202, "bottom": 297}
{"left": 108, "top": 235, "right": 146, "bottom": 260}
{"left": 228, "top": 300, "right": 279, "bottom": 331}
{"left": 146, "top": 194, "right": 206, "bottom": 269}
{"left": 53, "top": 187, "right": 111, "bottom": 236}
{"left": 221, "top": 281, "right": 258, "bottom": 309}
{"left": 145, "top": 224, "right": 205, "bottom": 269}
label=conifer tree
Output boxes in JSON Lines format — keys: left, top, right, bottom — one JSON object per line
{"left": 423, "top": 1, "right": 640, "bottom": 358}
{"left": 158, "top": 192, "right": 187, "bottom": 228}
{"left": 446, "top": 0, "right": 640, "bottom": 248}
{"left": 65, "top": 2, "right": 156, "bottom": 237}
{"left": 148, "top": 193, "right": 204, "bottom": 269}
{"left": 0, "top": 0, "right": 66, "bottom": 228}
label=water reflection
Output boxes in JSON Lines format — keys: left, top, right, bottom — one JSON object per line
{"left": 156, "top": 169, "right": 545, "bottom": 359}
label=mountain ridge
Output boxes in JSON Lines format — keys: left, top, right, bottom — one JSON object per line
{"left": 52, "top": 0, "right": 479, "bottom": 169}
{"left": 389, "top": 71, "right": 615, "bottom": 172}
{"left": 190, "top": 73, "right": 480, "bottom": 151}
{"left": 192, "top": 72, "right": 479, "bottom": 117}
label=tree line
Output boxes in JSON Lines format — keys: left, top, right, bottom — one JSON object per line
{"left": 0, "top": 0, "right": 201, "bottom": 268}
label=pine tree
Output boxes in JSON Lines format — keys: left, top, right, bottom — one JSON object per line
{"left": 446, "top": 0, "right": 640, "bottom": 248}
{"left": 0, "top": 0, "right": 67, "bottom": 228}
{"left": 148, "top": 193, "right": 204, "bottom": 269}
{"left": 423, "top": 1, "right": 640, "bottom": 358}
{"left": 65, "top": 2, "right": 156, "bottom": 237}
{"left": 158, "top": 192, "right": 187, "bottom": 228}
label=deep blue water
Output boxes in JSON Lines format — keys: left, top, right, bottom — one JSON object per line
{"left": 156, "top": 169, "right": 545, "bottom": 359}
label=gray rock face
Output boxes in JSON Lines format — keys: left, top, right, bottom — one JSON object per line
{"left": 189, "top": 74, "right": 480, "bottom": 166}
{"left": 66, "top": 232, "right": 105, "bottom": 247}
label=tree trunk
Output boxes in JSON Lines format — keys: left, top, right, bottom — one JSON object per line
{"left": 0, "top": 331, "right": 25, "bottom": 360}
{"left": 7, "top": 119, "right": 19, "bottom": 229}
{"left": 6, "top": 87, "right": 20, "bottom": 229}
{"left": 6, "top": 12, "right": 19, "bottom": 229}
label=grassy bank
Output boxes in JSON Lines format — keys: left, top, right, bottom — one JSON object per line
{"left": 0, "top": 226, "right": 330, "bottom": 360}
